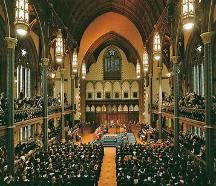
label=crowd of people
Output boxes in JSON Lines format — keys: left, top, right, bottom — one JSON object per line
{"left": 138, "top": 124, "right": 159, "bottom": 142}
{"left": 162, "top": 92, "right": 205, "bottom": 109}
{"left": 15, "top": 141, "right": 38, "bottom": 158}
{"left": 0, "top": 139, "right": 6, "bottom": 184}
{"left": 0, "top": 92, "right": 71, "bottom": 124}
{"left": 153, "top": 92, "right": 216, "bottom": 122}
{"left": 179, "top": 132, "right": 206, "bottom": 160}
{"left": 116, "top": 143, "right": 207, "bottom": 185}
{"left": 2, "top": 142, "right": 103, "bottom": 185}
{"left": 162, "top": 92, "right": 216, "bottom": 111}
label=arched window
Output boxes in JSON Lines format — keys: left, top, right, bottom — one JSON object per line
{"left": 103, "top": 47, "right": 121, "bottom": 80}
{"left": 16, "top": 49, "right": 31, "bottom": 97}
{"left": 191, "top": 41, "right": 204, "bottom": 96}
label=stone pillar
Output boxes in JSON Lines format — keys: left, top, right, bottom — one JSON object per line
{"left": 158, "top": 66, "right": 163, "bottom": 139}
{"left": 138, "top": 78, "right": 144, "bottom": 122}
{"left": 42, "top": 58, "right": 49, "bottom": 150}
{"left": 80, "top": 78, "right": 86, "bottom": 123}
{"left": 71, "top": 74, "right": 75, "bottom": 126}
{"left": 201, "top": 31, "right": 215, "bottom": 185}
{"left": 172, "top": 56, "right": 179, "bottom": 150}
{"left": 149, "top": 72, "right": 153, "bottom": 126}
{"left": 5, "top": 36, "right": 17, "bottom": 176}
{"left": 60, "top": 68, "right": 65, "bottom": 143}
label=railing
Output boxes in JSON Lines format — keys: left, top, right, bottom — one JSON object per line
{"left": 162, "top": 128, "right": 207, "bottom": 167}
{"left": 0, "top": 110, "right": 4, "bottom": 124}
{"left": 0, "top": 104, "right": 72, "bottom": 125}
{"left": 15, "top": 107, "right": 43, "bottom": 123}
{"left": 153, "top": 104, "right": 214, "bottom": 122}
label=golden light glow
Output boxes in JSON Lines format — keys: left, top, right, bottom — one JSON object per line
{"left": 55, "top": 29, "right": 64, "bottom": 64}
{"left": 153, "top": 32, "right": 161, "bottom": 61}
{"left": 167, "top": 72, "right": 171, "bottom": 78}
{"left": 51, "top": 73, "right": 56, "bottom": 79}
{"left": 136, "top": 60, "right": 140, "bottom": 79}
{"left": 15, "top": 0, "right": 29, "bottom": 36}
{"left": 143, "top": 47, "right": 149, "bottom": 72}
{"left": 72, "top": 48, "right": 78, "bottom": 73}
{"left": 82, "top": 62, "right": 86, "bottom": 79}
{"left": 182, "top": 0, "right": 195, "bottom": 30}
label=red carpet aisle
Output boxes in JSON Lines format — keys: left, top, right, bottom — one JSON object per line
{"left": 98, "top": 147, "right": 117, "bottom": 186}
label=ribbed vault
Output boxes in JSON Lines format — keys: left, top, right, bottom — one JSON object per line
{"left": 51, "top": 0, "right": 167, "bottom": 43}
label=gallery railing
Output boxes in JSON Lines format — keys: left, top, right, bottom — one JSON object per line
{"left": 153, "top": 104, "right": 216, "bottom": 122}
{"left": 0, "top": 104, "right": 72, "bottom": 125}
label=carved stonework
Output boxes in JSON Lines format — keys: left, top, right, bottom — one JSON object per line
{"left": 5, "top": 37, "right": 17, "bottom": 49}
{"left": 41, "top": 58, "right": 49, "bottom": 66}
{"left": 172, "top": 56, "right": 178, "bottom": 64}
{"left": 200, "top": 32, "right": 214, "bottom": 44}
{"left": 60, "top": 68, "right": 66, "bottom": 75}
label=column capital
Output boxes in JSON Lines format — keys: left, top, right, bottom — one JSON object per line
{"left": 204, "top": 125, "right": 214, "bottom": 129}
{"left": 5, "top": 37, "right": 17, "bottom": 49}
{"left": 61, "top": 138, "right": 66, "bottom": 143}
{"left": 60, "top": 68, "right": 66, "bottom": 75}
{"left": 41, "top": 58, "right": 49, "bottom": 66}
{"left": 200, "top": 32, "right": 214, "bottom": 44}
{"left": 157, "top": 66, "right": 163, "bottom": 71}
{"left": 71, "top": 74, "right": 75, "bottom": 79}
{"left": 172, "top": 56, "right": 178, "bottom": 64}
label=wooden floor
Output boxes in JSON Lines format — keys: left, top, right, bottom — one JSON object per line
{"left": 79, "top": 125, "right": 142, "bottom": 186}
{"left": 98, "top": 147, "right": 117, "bottom": 186}
{"left": 80, "top": 125, "right": 142, "bottom": 144}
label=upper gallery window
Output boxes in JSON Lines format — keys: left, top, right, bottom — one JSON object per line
{"left": 103, "top": 47, "right": 121, "bottom": 80}
{"left": 16, "top": 49, "right": 31, "bottom": 98}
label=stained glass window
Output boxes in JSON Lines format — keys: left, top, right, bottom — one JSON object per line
{"left": 104, "top": 47, "right": 121, "bottom": 80}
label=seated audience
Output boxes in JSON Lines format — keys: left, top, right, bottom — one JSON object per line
{"left": 138, "top": 124, "right": 159, "bottom": 142}
{"left": 179, "top": 131, "right": 206, "bottom": 159}
{"left": 116, "top": 143, "right": 206, "bottom": 186}
{"left": 4, "top": 142, "right": 103, "bottom": 185}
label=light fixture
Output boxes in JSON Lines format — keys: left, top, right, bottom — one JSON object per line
{"left": 82, "top": 62, "right": 86, "bottom": 79}
{"left": 143, "top": 47, "right": 149, "bottom": 72}
{"left": 55, "top": 29, "right": 64, "bottom": 64}
{"left": 136, "top": 60, "right": 140, "bottom": 79}
{"left": 21, "top": 49, "right": 27, "bottom": 56}
{"left": 197, "top": 45, "right": 202, "bottom": 52}
{"left": 153, "top": 32, "right": 161, "bottom": 61}
{"left": 182, "top": 0, "right": 195, "bottom": 30}
{"left": 72, "top": 47, "right": 78, "bottom": 73}
{"left": 15, "top": 0, "right": 29, "bottom": 36}
{"left": 51, "top": 72, "right": 56, "bottom": 79}
{"left": 166, "top": 72, "right": 172, "bottom": 78}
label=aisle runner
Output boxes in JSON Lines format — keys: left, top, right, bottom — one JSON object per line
{"left": 98, "top": 147, "right": 117, "bottom": 186}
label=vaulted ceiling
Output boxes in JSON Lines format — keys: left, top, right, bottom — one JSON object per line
{"left": 0, "top": 0, "right": 168, "bottom": 69}
{"left": 48, "top": 0, "right": 167, "bottom": 44}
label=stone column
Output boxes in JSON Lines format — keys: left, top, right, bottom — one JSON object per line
{"left": 158, "top": 65, "right": 163, "bottom": 139}
{"left": 80, "top": 78, "right": 86, "bottom": 123}
{"left": 172, "top": 56, "right": 179, "bottom": 150}
{"left": 5, "top": 37, "right": 17, "bottom": 176}
{"left": 201, "top": 31, "right": 215, "bottom": 184}
{"left": 60, "top": 68, "right": 65, "bottom": 143}
{"left": 42, "top": 58, "right": 49, "bottom": 150}
{"left": 71, "top": 74, "right": 75, "bottom": 126}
